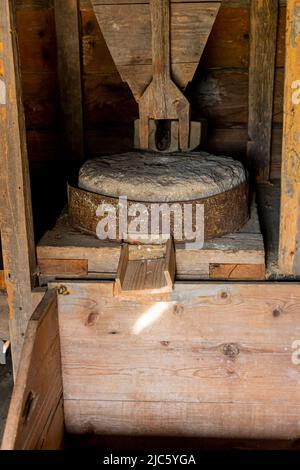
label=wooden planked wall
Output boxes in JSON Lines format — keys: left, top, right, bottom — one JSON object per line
{"left": 15, "top": 0, "right": 286, "bottom": 179}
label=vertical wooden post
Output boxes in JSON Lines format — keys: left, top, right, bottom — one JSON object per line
{"left": 54, "top": 0, "right": 85, "bottom": 162}
{"left": 0, "top": 0, "right": 37, "bottom": 373}
{"left": 279, "top": 0, "right": 300, "bottom": 275}
{"left": 247, "top": 0, "right": 278, "bottom": 181}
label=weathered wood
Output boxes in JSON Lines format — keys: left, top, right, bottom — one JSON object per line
{"left": 54, "top": 0, "right": 84, "bottom": 161}
{"left": 39, "top": 258, "right": 88, "bottom": 276}
{"left": 279, "top": 0, "right": 300, "bottom": 275}
{"left": 91, "top": 2, "right": 221, "bottom": 100}
{"left": 114, "top": 239, "right": 175, "bottom": 296}
{"left": 65, "top": 400, "right": 300, "bottom": 440}
{"left": 138, "top": 0, "right": 190, "bottom": 150}
{"left": 0, "top": 0, "right": 37, "bottom": 373}
{"left": 209, "top": 263, "right": 265, "bottom": 280}
{"left": 1, "top": 290, "right": 64, "bottom": 450}
{"left": 247, "top": 0, "right": 278, "bottom": 181}
{"left": 55, "top": 281, "right": 300, "bottom": 439}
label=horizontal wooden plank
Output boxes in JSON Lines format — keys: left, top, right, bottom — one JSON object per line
{"left": 57, "top": 281, "right": 300, "bottom": 439}
{"left": 57, "top": 282, "right": 300, "bottom": 403}
{"left": 80, "top": 0, "right": 288, "bottom": 7}
{"left": 65, "top": 400, "right": 300, "bottom": 440}
{"left": 1, "top": 290, "right": 63, "bottom": 450}
{"left": 209, "top": 263, "right": 265, "bottom": 280}
{"left": 39, "top": 258, "right": 88, "bottom": 275}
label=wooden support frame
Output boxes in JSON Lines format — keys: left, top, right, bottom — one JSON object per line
{"left": 0, "top": 0, "right": 37, "bottom": 374}
{"left": 54, "top": 0, "right": 85, "bottom": 162}
{"left": 247, "top": 0, "right": 278, "bottom": 181}
{"left": 279, "top": 0, "right": 300, "bottom": 275}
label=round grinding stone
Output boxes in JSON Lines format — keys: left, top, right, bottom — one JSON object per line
{"left": 69, "top": 151, "right": 249, "bottom": 242}
{"left": 78, "top": 151, "right": 246, "bottom": 202}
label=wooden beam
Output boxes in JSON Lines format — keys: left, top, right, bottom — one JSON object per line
{"left": 54, "top": 0, "right": 85, "bottom": 162}
{"left": 247, "top": 0, "right": 278, "bottom": 181}
{"left": 279, "top": 0, "right": 300, "bottom": 275}
{"left": 0, "top": 0, "right": 37, "bottom": 374}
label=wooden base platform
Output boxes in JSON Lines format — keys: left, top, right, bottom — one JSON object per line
{"left": 37, "top": 196, "right": 265, "bottom": 283}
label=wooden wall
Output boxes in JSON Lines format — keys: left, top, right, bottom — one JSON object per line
{"left": 15, "top": 0, "right": 286, "bottom": 180}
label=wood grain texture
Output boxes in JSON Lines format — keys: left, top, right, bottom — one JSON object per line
{"left": 91, "top": 2, "right": 220, "bottom": 100}
{"left": 55, "top": 281, "right": 300, "bottom": 439}
{"left": 114, "top": 239, "right": 175, "bottom": 295}
{"left": 138, "top": 0, "right": 190, "bottom": 150}
{"left": 209, "top": 263, "right": 265, "bottom": 280}
{"left": 39, "top": 258, "right": 88, "bottom": 276}
{"left": 54, "top": 0, "right": 84, "bottom": 161}
{"left": 0, "top": 0, "right": 37, "bottom": 373}
{"left": 279, "top": 0, "right": 300, "bottom": 275}
{"left": 247, "top": 0, "right": 278, "bottom": 181}
{"left": 65, "top": 400, "right": 300, "bottom": 440}
{"left": 1, "top": 290, "right": 64, "bottom": 450}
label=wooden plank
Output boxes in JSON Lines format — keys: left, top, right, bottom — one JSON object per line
{"left": 65, "top": 400, "right": 300, "bottom": 440}
{"left": 247, "top": 0, "right": 278, "bottom": 181}
{"left": 56, "top": 281, "right": 300, "bottom": 439}
{"left": 0, "top": 0, "right": 37, "bottom": 373}
{"left": 279, "top": 0, "right": 300, "bottom": 275}
{"left": 1, "top": 290, "right": 64, "bottom": 450}
{"left": 209, "top": 263, "right": 265, "bottom": 280}
{"left": 138, "top": 0, "right": 190, "bottom": 150}
{"left": 54, "top": 0, "right": 84, "bottom": 161}
{"left": 39, "top": 258, "right": 88, "bottom": 275}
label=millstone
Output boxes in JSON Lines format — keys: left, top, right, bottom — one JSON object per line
{"left": 78, "top": 151, "right": 246, "bottom": 202}
{"left": 69, "top": 151, "right": 249, "bottom": 243}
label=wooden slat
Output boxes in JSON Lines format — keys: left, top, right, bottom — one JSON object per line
{"left": 1, "top": 290, "right": 64, "bottom": 450}
{"left": 209, "top": 263, "right": 265, "bottom": 280}
{"left": 65, "top": 400, "right": 300, "bottom": 440}
{"left": 39, "top": 258, "right": 88, "bottom": 276}
{"left": 54, "top": 0, "right": 84, "bottom": 161}
{"left": 279, "top": 0, "right": 300, "bottom": 274}
{"left": 56, "top": 281, "right": 300, "bottom": 439}
{"left": 115, "top": 240, "right": 175, "bottom": 295}
{"left": 0, "top": 0, "right": 37, "bottom": 373}
{"left": 247, "top": 0, "right": 278, "bottom": 181}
